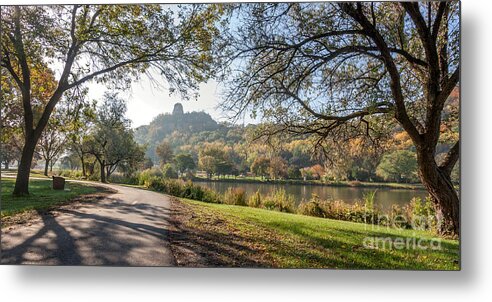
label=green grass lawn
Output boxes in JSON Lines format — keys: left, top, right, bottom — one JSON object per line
{"left": 1, "top": 178, "right": 100, "bottom": 217}
{"left": 179, "top": 198, "right": 460, "bottom": 270}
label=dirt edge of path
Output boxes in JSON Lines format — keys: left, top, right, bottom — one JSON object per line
{"left": 167, "top": 197, "right": 274, "bottom": 268}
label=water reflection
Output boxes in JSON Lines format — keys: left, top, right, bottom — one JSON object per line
{"left": 195, "top": 181, "right": 428, "bottom": 211}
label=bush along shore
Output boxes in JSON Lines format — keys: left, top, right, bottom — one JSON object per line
{"left": 138, "top": 174, "right": 438, "bottom": 233}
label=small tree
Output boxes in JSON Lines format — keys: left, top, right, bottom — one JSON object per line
{"left": 36, "top": 115, "right": 67, "bottom": 176}
{"left": 198, "top": 142, "right": 231, "bottom": 178}
{"left": 174, "top": 153, "right": 196, "bottom": 174}
{"left": 156, "top": 141, "right": 174, "bottom": 166}
{"left": 199, "top": 155, "right": 215, "bottom": 179}
{"left": 84, "top": 93, "right": 143, "bottom": 182}
{"left": 250, "top": 156, "right": 270, "bottom": 179}
{"left": 67, "top": 98, "right": 96, "bottom": 178}
{"left": 268, "top": 156, "right": 288, "bottom": 180}
{"left": 162, "top": 163, "right": 179, "bottom": 179}
{"left": 376, "top": 150, "right": 418, "bottom": 183}
{"left": 142, "top": 157, "right": 154, "bottom": 170}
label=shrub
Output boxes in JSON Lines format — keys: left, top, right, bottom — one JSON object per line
{"left": 248, "top": 190, "right": 262, "bottom": 208}
{"left": 342, "top": 201, "right": 367, "bottom": 223}
{"left": 143, "top": 176, "right": 222, "bottom": 204}
{"left": 57, "top": 170, "right": 69, "bottom": 177}
{"left": 261, "top": 189, "right": 295, "bottom": 213}
{"left": 362, "top": 190, "right": 377, "bottom": 223}
{"left": 297, "top": 194, "right": 326, "bottom": 218}
{"left": 321, "top": 200, "right": 348, "bottom": 220}
{"left": 162, "top": 163, "right": 178, "bottom": 179}
{"left": 202, "top": 188, "right": 223, "bottom": 203}
{"left": 363, "top": 190, "right": 377, "bottom": 212}
{"left": 163, "top": 178, "right": 186, "bottom": 196}
{"left": 181, "top": 181, "right": 205, "bottom": 200}
{"left": 405, "top": 196, "right": 436, "bottom": 230}
{"left": 137, "top": 174, "right": 432, "bottom": 231}
{"left": 312, "top": 199, "right": 381, "bottom": 224}
{"left": 145, "top": 176, "right": 166, "bottom": 191}
{"left": 109, "top": 173, "right": 138, "bottom": 185}
{"left": 137, "top": 168, "right": 163, "bottom": 185}
{"left": 223, "top": 187, "right": 247, "bottom": 206}
{"left": 389, "top": 204, "right": 411, "bottom": 229}
{"left": 180, "top": 181, "right": 220, "bottom": 203}
{"left": 87, "top": 173, "right": 100, "bottom": 181}
{"left": 57, "top": 170, "right": 84, "bottom": 179}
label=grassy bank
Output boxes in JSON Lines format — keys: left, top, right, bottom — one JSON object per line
{"left": 173, "top": 198, "right": 459, "bottom": 269}
{"left": 193, "top": 176, "right": 424, "bottom": 190}
{"left": 141, "top": 176, "right": 435, "bottom": 231}
{"left": 1, "top": 178, "right": 103, "bottom": 217}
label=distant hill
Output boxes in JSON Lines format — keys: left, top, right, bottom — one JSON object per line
{"left": 134, "top": 103, "right": 240, "bottom": 163}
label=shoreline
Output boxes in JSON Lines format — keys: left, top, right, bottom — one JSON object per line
{"left": 192, "top": 177, "right": 426, "bottom": 190}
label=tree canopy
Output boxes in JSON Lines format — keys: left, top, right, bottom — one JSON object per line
{"left": 220, "top": 2, "right": 460, "bottom": 235}
{"left": 1, "top": 4, "right": 223, "bottom": 195}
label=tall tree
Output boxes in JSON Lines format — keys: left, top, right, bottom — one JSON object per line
{"left": 1, "top": 4, "right": 221, "bottom": 195}
{"left": 66, "top": 95, "right": 96, "bottom": 179}
{"left": 223, "top": 2, "right": 460, "bottom": 235}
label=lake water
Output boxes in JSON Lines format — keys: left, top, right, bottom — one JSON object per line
{"left": 195, "top": 181, "right": 428, "bottom": 211}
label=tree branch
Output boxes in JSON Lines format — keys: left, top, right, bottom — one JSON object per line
{"left": 437, "top": 66, "right": 460, "bottom": 106}
{"left": 340, "top": 2, "right": 422, "bottom": 144}
{"left": 1, "top": 54, "right": 23, "bottom": 88}
{"left": 12, "top": 7, "right": 33, "bottom": 134}
{"left": 439, "top": 139, "right": 459, "bottom": 176}
{"left": 280, "top": 83, "right": 393, "bottom": 123}
{"left": 432, "top": 1, "right": 447, "bottom": 41}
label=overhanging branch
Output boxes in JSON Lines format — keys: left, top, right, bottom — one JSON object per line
{"left": 439, "top": 139, "right": 459, "bottom": 176}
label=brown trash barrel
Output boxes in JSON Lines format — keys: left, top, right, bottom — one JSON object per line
{"left": 52, "top": 176, "right": 66, "bottom": 190}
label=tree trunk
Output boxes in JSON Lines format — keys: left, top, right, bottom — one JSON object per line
{"left": 44, "top": 159, "right": 50, "bottom": 176}
{"left": 80, "top": 155, "right": 86, "bottom": 178}
{"left": 100, "top": 160, "right": 106, "bottom": 183}
{"left": 106, "top": 165, "right": 112, "bottom": 182}
{"left": 4, "top": 162, "right": 9, "bottom": 170}
{"left": 13, "top": 137, "right": 37, "bottom": 196}
{"left": 87, "top": 160, "right": 95, "bottom": 175}
{"left": 417, "top": 151, "right": 459, "bottom": 236}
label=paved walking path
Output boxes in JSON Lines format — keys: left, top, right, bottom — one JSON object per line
{"left": 1, "top": 181, "right": 176, "bottom": 266}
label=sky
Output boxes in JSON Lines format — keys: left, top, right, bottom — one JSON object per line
{"left": 37, "top": 2, "right": 256, "bottom": 129}
{"left": 86, "top": 77, "right": 242, "bottom": 128}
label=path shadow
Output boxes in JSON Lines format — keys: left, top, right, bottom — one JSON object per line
{"left": 1, "top": 210, "right": 83, "bottom": 265}
{"left": 1, "top": 194, "right": 175, "bottom": 265}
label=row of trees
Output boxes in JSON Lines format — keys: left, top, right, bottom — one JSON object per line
{"left": 1, "top": 5, "right": 222, "bottom": 195}
{"left": 150, "top": 123, "right": 446, "bottom": 184}
{"left": 2, "top": 89, "right": 146, "bottom": 183}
